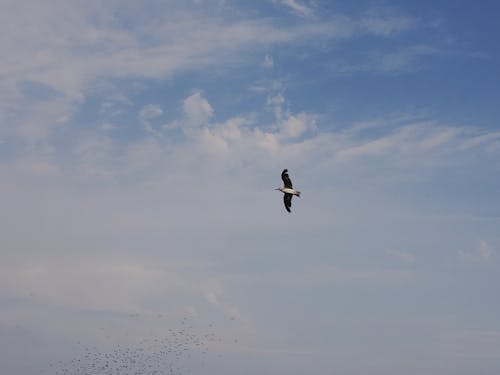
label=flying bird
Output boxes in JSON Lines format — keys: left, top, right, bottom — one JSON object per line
{"left": 275, "top": 169, "right": 301, "bottom": 212}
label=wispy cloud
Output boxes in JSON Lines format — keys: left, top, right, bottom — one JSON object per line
{"left": 0, "top": 1, "right": 431, "bottom": 157}
{"left": 359, "top": 7, "right": 414, "bottom": 36}
{"left": 262, "top": 54, "right": 274, "bottom": 68}
{"left": 8, "top": 88, "right": 497, "bottom": 183}
{"left": 275, "top": 0, "right": 315, "bottom": 18}
{"left": 384, "top": 248, "right": 416, "bottom": 263}
{"left": 332, "top": 44, "right": 443, "bottom": 75}
{"left": 183, "top": 92, "right": 214, "bottom": 128}
{"left": 376, "top": 44, "right": 443, "bottom": 73}
{"left": 0, "top": 2, "right": 422, "bottom": 100}
{"left": 458, "top": 240, "right": 496, "bottom": 263}
{"left": 0, "top": 5, "right": 338, "bottom": 99}
{"left": 139, "top": 104, "right": 163, "bottom": 121}
{"left": 139, "top": 104, "right": 164, "bottom": 136}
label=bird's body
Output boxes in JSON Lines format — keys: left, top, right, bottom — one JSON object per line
{"left": 276, "top": 169, "right": 301, "bottom": 212}
{"left": 277, "top": 187, "right": 300, "bottom": 195}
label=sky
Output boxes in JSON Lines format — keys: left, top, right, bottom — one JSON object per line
{"left": 1, "top": 0, "right": 500, "bottom": 374}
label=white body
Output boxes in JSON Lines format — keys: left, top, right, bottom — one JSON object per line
{"left": 278, "top": 187, "right": 300, "bottom": 196}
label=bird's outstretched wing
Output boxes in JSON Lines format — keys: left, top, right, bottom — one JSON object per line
{"left": 283, "top": 193, "right": 292, "bottom": 213}
{"left": 281, "top": 169, "right": 293, "bottom": 188}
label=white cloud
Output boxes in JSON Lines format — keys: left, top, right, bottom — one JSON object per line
{"left": 267, "top": 93, "right": 285, "bottom": 107}
{"left": 276, "top": 0, "right": 314, "bottom": 18}
{"left": 456, "top": 132, "right": 500, "bottom": 151}
{"left": 47, "top": 97, "right": 500, "bottom": 182}
{"left": 377, "top": 44, "right": 442, "bottom": 73}
{"left": 139, "top": 104, "right": 164, "bottom": 136}
{"left": 139, "top": 104, "right": 163, "bottom": 121}
{"left": 360, "top": 7, "right": 414, "bottom": 36}
{"left": 267, "top": 92, "right": 286, "bottom": 120}
{"left": 278, "top": 112, "right": 316, "bottom": 139}
{"left": 5, "top": 85, "right": 498, "bottom": 185}
{"left": 332, "top": 44, "right": 443, "bottom": 75}
{"left": 416, "top": 127, "right": 461, "bottom": 150}
{"left": 179, "top": 102, "right": 319, "bottom": 164}
{"left": 249, "top": 79, "right": 284, "bottom": 94}
{"left": 262, "top": 54, "right": 274, "bottom": 68}
{"left": 100, "top": 122, "right": 115, "bottom": 131}
{"left": 183, "top": 92, "right": 214, "bottom": 128}
{"left": 458, "top": 240, "right": 496, "bottom": 262}
{"left": 202, "top": 288, "right": 249, "bottom": 324}
{"left": 99, "top": 90, "right": 133, "bottom": 117}
{"left": 332, "top": 121, "right": 499, "bottom": 166}
{"left": 0, "top": 1, "right": 430, "bottom": 155}
{"left": 0, "top": 5, "right": 330, "bottom": 101}
{"left": 0, "top": 1, "right": 422, "bottom": 107}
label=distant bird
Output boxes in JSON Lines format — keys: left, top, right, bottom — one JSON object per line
{"left": 275, "top": 169, "right": 301, "bottom": 212}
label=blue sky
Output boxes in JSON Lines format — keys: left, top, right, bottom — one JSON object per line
{"left": 1, "top": 1, "right": 500, "bottom": 374}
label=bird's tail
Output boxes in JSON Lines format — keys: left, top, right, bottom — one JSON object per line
{"left": 296, "top": 191, "right": 301, "bottom": 197}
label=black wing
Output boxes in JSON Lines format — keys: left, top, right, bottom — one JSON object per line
{"left": 283, "top": 193, "right": 292, "bottom": 213}
{"left": 281, "top": 169, "right": 293, "bottom": 188}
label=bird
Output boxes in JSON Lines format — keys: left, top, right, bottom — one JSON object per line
{"left": 275, "top": 169, "right": 301, "bottom": 212}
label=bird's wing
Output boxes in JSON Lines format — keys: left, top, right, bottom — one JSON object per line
{"left": 281, "top": 169, "right": 293, "bottom": 188}
{"left": 283, "top": 193, "right": 292, "bottom": 213}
